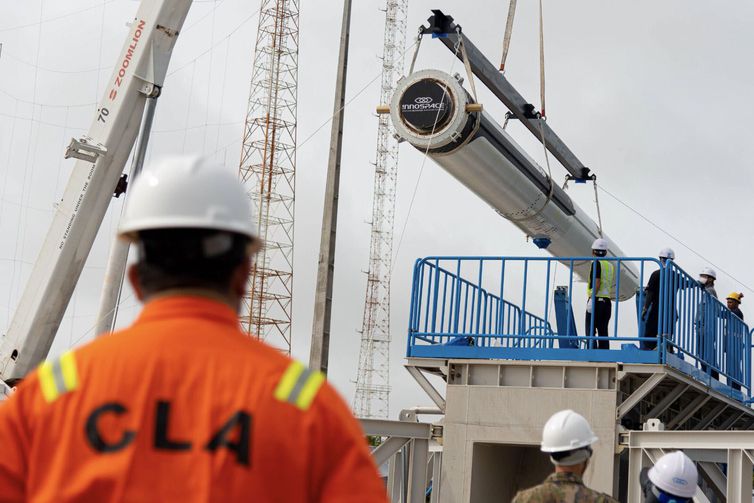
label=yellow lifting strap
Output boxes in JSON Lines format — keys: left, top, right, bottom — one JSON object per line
{"left": 499, "top": 0, "right": 517, "bottom": 72}
{"left": 38, "top": 350, "right": 79, "bottom": 403}
{"left": 274, "top": 361, "right": 326, "bottom": 411}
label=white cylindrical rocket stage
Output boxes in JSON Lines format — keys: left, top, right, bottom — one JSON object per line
{"left": 390, "top": 69, "right": 638, "bottom": 300}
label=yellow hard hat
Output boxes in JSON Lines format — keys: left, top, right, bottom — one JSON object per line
{"left": 726, "top": 292, "right": 744, "bottom": 303}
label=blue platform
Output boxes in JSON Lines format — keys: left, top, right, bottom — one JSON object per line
{"left": 407, "top": 256, "right": 752, "bottom": 400}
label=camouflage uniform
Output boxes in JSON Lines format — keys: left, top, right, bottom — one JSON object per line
{"left": 512, "top": 472, "right": 618, "bottom": 503}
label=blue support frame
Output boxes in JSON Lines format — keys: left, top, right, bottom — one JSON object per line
{"left": 554, "top": 286, "right": 578, "bottom": 349}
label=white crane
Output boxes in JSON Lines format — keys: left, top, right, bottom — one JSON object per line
{"left": 0, "top": 0, "right": 195, "bottom": 381}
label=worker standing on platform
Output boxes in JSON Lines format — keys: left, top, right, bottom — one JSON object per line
{"left": 0, "top": 156, "right": 387, "bottom": 503}
{"left": 726, "top": 292, "right": 744, "bottom": 320}
{"left": 696, "top": 267, "right": 719, "bottom": 378}
{"left": 585, "top": 238, "right": 615, "bottom": 350}
{"left": 641, "top": 248, "right": 676, "bottom": 351}
{"left": 725, "top": 292, "right": 745, "bottom": 391}
{"left": 640, "top": 451, "right": 698, "bottom": 503}
{"left": 513, "top": 409, "right": 618, "bottom": 503}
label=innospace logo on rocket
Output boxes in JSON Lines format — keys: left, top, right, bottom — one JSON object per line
{"left": 402, "top": 96, "right": 446, "bottom": 112}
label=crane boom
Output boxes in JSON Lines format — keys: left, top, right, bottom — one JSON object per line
{"left": 0, "top": 0, "right": 193, "bottom": 380}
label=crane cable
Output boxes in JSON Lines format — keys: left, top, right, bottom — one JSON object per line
{"left": 538, "top": 0, "right": 546, "bottom": 118}
{"left": 538, "top": 0, "right": 603, "bottom": 236}
{"left": 500, "top": 0, "right": 555, "bottom": 224}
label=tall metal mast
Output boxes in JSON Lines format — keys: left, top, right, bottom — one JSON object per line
{"left": 353, "top": 0, "right": 407, "bottom": 419}
{"left": 238, "top": 0, "right": 299, "bottom": 354}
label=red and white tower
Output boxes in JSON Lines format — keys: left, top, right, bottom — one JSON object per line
{"left": 238, "top": 0, "right": 299, "bottom": 354}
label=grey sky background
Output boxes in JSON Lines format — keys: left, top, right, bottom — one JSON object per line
{"left": 0, "top": 0, "right": 752, "bottom": 417}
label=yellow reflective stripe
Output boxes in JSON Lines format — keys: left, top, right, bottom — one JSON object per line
{"left": 59, "top": 351, "right": 79, "bottom": 392}
{"left": 37, "top": 351, "right": 79, "bottom": 403}
{"left": 274, "top": 361, "right": 305, "bottom": 402}
{"left": 295, "top": 371, "right": 325, "bottom": 411}
{"left": 38, "top": 361, "right": 59, "bottom": 403}
{"left": 598, "top": 260, "right": 614, "bottom": 298}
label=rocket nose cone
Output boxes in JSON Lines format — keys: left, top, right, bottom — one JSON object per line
{"left": 398, "top": 79, "right": 455, "bottom": 134}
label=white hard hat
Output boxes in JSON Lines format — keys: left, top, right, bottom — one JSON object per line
{"left": 591, "top": 238, "right": 609, "bottom": 251}
{"left": 541, "top": 409, "right": 598, "bottom": 453}
{"left": 658, "top": 247, "right": 675, "bottom": 260}
{"left": 700, "top": 266, "right": 717, "bottom": 280}
{"left": 118, "top": 155, "right": 258, "bottom": 240}
{"left": 648, "top": 451, "right": 698, "bottom": 499}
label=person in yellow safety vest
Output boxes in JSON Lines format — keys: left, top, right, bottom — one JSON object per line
{"left": 585, "top": 238, "right": 615, "bottom": 350}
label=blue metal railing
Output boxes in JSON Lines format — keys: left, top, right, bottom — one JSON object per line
{"left": 657, "top": 261, "right": 751, "bottom": 392}
{"left": 407, "top": 258, "right": 554, "bottom": 351}
{"left": 407, "top": 256, "right": 752, "bottom": 398}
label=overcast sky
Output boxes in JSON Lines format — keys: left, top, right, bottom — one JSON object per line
{"left": 0, "top": 0, "right": 752, "bottom": 417}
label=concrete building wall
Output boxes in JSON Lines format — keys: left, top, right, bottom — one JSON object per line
{"left": 440, "top": 385, "right": 619, "bottom": 502}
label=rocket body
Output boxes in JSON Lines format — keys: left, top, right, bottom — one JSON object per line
{"left": 390, "top": 70, "right": 638, "bottom": 300}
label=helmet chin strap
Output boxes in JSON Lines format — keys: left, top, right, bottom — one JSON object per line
{"left": 642, "top": 480, "right": 690, "bottom": 503}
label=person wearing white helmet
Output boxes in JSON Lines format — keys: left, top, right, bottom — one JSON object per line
{"left": 640, "top": 451, "right": 698, "bottom": 503}
{"left": 696, "top": 266, "right": 720, "bottom": 379}
{"left": 585, "top": 238, "right": 615, "bottom": 350}
{"left": 0, "top": 156, "right": 387, "bottom": 502}
{"left": 513, "top": 409, "right": 618, "bottom": 502}
{"left": 640, "top": 248, "right": 676, "bottom": 351}
{"left": 698, "top": 266, "right": 717, "bottom": 295}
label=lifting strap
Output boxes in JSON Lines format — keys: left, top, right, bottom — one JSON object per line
{"left": 457, "top": 30, "right": 479, "bottom": 103}
{"left": 499, "top": 0, "right": 518, "bottom": 72}
{"left": 408, "top": 28, "right": 423, "bottom": 75}
{"left": 592, "top": 178, "right": 604, "bottom": 237}
{"left": 562, "top": 174, "right": 605, "bottom": 237}
{"left": 503, "top": 117, "right": 554, "bottom": 222}
{"left": 502, "top": 112, "right": 514, "bottom": 130}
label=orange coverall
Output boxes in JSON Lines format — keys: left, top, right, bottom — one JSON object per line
{"left": 0, "top": 296, "right": 387, "bottom": 503}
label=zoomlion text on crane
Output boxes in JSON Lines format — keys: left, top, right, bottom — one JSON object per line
{"left": 109, "top": 19, "right": 146, "bottom": 101}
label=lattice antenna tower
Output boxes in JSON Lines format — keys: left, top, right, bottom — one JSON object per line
{"left": 353, "top": 0, "right": 407, "bottom": 419}
{"left": 238, "top": 0, "right": 299, "bottom": 354}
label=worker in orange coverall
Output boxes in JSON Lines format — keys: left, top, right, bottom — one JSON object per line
{"left": 0, "top": 156, "right": 387, "bottom": 503}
